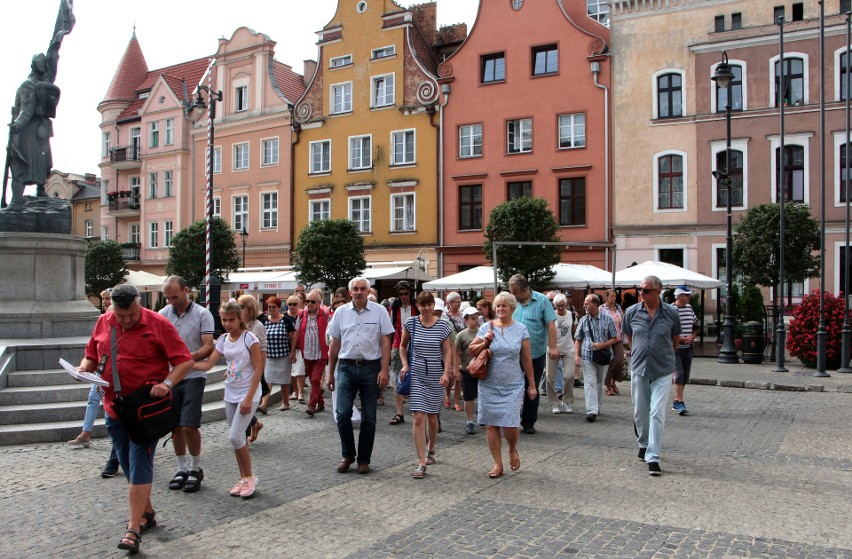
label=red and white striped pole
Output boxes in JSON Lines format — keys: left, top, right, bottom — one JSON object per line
{"left": 202, "top": 62, "right": 220, "bottom": 307}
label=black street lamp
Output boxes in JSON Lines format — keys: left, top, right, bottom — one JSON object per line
{"left": 773, "top": 16, "right": 789, "bottom": 373}
{"left": 815, "top": 0, "right": 830, "bottom": 377}
{"left": 712, "top": 51, "right": 738, "bottom": 364}
{"left": 841, "top": 11, "right": 852, "bottom": 374}
{"left": 240, "top": 227, "right": 249, "bottom": 268}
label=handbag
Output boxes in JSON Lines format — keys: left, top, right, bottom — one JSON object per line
{"left": 585, "top": 318, "right": 612, "bottom": 366}
{"left": 468, "top": 322, "right": 494, "bottom": 380}
{"left": 397, "top": 319, "right": 414, "bottom": 396}
{"left": 110, "top": 326, "right": 180, "bottom": 444}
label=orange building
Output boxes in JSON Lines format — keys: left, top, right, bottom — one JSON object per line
{"left": 437, "top": 0, "right": 612, "bottom": 277}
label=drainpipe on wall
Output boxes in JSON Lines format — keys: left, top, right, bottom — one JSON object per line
{"left": 591, "top": 61, "right": 610, "bottom": 271}
{"left": 437, "top": 83, "right": 450, "bottom": 278}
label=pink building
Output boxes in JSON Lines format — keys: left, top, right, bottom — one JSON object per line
{"left": 437, "top": 0, "right": 612, "bottom": 279}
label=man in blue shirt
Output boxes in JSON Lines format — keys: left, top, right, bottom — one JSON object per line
{"left": 509, "top": 274, "right": 558, "bottom": 434}
{"left": 623, "top": 275, "right": 681, "bottom": 476}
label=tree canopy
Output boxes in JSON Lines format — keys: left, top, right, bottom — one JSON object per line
{"left": 85, "top": 240, "right": 127, "bottom": 302}
{"left": 292, "top": 219, "right": 366, "bottom": 291}
{"left": 483, "top": 197, "right": 561, "bottom": 290}
{"left": 165, "top": 218, "right": 241, "bottom": 290}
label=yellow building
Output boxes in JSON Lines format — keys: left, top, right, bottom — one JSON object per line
{"left": 293, "top": 0, "right": 442, "bottom": 270}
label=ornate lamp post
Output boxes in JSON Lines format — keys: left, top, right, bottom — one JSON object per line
{"left": 815, "top": 0, "right": 830, "bottom": 377}
{"left": 712, "top": 52, "right": 738, "bottom": 364}
{"left": 773, "top": 16, "right": 789, "bottom": 373}
{"left": 840, "top": 11, "right": 852, "bottom": 374}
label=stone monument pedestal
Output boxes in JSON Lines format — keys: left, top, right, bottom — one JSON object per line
{"left": 0, "top": 232, "right": 99, "bottom": 338}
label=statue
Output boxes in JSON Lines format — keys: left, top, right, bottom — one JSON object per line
{"left": 2, "top": 1, "right": 75, "bottom": 211}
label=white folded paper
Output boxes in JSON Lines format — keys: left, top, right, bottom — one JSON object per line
{"left": 59, "top": 358, "right": 109, "bottom": 387}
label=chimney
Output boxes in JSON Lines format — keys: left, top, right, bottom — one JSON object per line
{"left": 411, "top": 2, "right": 437, "bottom": 46}
{"left": 303, "top": 60, "right": 317, "bottom": 87}
{"left": 84, "top": 173, "right": 97, "bottom": 183}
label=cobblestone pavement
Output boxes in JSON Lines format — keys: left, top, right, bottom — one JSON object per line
{"left": 3, "top": 365, "right": 852, "bottom": 558}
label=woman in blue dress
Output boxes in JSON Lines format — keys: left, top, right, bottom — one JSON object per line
{"left": 469, "top": 292, "right": 536, "bottom": 478}
{"left": 399, "top": 291, "right": 453, "bottom": 478}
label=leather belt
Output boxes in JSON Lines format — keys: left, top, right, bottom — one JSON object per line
{"left": 339, "top": 358, "right": 381, "bottom": 367}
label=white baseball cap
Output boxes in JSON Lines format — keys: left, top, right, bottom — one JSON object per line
{"left": 462, "top": 306, "right": 480, "bottom": 318}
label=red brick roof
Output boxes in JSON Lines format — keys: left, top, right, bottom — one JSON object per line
{"left": 272, "top": 62, "right": 306, "bottom": 104}
{"left": 102, "top": 33, "right": 149, "bottom": 102}
{"left": 115, "top": 57, "right": 211, "bottom": 122}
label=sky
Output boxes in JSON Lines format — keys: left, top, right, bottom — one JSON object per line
{"left": 0, "top": 0, "right": 479, "bottom": 183}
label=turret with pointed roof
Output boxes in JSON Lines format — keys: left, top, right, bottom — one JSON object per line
{"left": 100, "top": 31, "right": 149, "bottom": 106}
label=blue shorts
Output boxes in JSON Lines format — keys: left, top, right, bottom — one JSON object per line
{"left": 106, "top": 416, "right": 157, "bottom": 484}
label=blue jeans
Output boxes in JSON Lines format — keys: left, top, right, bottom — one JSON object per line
{"left": 335, "top": 360, "right": 380, "bottom": 465}
{"left": 82, "top": 384, "right": 101, "bottom": 433}
{"left": 106, "top": 416, "right": 157, "bottom": 484}
{"left": 521, "top": 354, "right": 546, "bottom": 426}
{"left": 631, "top": 374, "right": 670, "bottom": 464}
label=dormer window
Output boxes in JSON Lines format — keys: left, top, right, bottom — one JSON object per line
{"left": 235, "top": 85, "right": 248, "bottom": 112}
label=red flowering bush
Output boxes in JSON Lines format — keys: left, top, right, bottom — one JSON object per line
{"left": 787, "top": 290, "right": 847, "bottom": 368}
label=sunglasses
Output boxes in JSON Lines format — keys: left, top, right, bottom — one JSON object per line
{"left": 287, "top": 302, "right": 299, "bottom": 307}
{"left": 307, "top": 300, "right": 320, "bottom": 304}
{"left": 640, "top": 288, "right": 658, "bottom": 294}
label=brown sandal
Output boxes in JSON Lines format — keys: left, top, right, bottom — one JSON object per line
{"left": 389, "top": 414, "right": 405, "bottom": 425}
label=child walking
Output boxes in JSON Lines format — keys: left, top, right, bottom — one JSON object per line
{"left": 193, "top": 301, "right": 263, "bottom": 498}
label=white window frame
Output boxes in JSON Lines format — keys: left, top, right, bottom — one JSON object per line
{"left": 558, "top": 113, "right": 586, "bottom": 149}
{"left": 212, "top": 197, "right": 221, "bottom": 219}
{"left": 710, "top": 242, "right": 726, "bottom": 301}
{"left": 164, "top": 220, "right": 174, "bottom": 247}
{"left": 129, "top": 223, "right": 140, "bottom": 244}
{"left": 835, "top": 131, "right": 852, "bottom": 207}
{"left": 709, "top": 139, "right": 749, "bottom": 211}
{"left": 651, "top": 68, "right": 686, "bottom": 120}
{"left": 310, "top": 199, "right": 331, "bottom": 222}
{"left": 310, "top": 140, "right": 332, "bottom": 174}
{"left": 163, "top": 170, "right": 173, "bottom": 197}
{"left": 769, "top": 133, "right": 812, "bottom": 205}
{"left": 149, "top": 121, "right": 159, "bottom": 148}
{"left": 835, "top": 46, "right": 852, "bottom": 102}
{"left": 213, "top": 146, "right": 222, "bottom": 174}
{"left": 101, "top": 179, "right": 109, "bottom": 205}
{"left": 129, "top": 176, "right": 141, "bottom": 197}
{"left": 101, "top": 132, "right": 110, "bottom": 158}
{"left": 261, "top": 191, "right": 278, "bottom": 229}
{"left": 391, "top": 129, "right": 416, "bottom": 166}
{"left": 102, "top": 225, "right": 109, "bottom": 240}
{"left": 769, "top": 52, "right": 810, "bottom": 107}
{"left": 148, "top": 222, "right": 159, "bottom": 249}
{"left": 349, "top": 134, "right": 372, "bottom": 171}
{"left": 85, "top": 220, "right": 93, "bottom": 238}
{"left": 507, "top": 118, "right": 532, "bottom": 154}
{"left": 586, "top": 0, "right": 610, "bottom": 27}
{"left": 331, "top": 82, "right": 353, "bottom": 114}
{"left": 235, "top": 84, "right": 248, "bottom": 112}
{"left": 459, "top": 124, "right": 483, "bottom": 158}
{"left": 130, "top": 127, "right": 141, "bottom": 152}
{"left": 233, "top": 194, "right": 249, "bottom": 231}
{"left": 654, "top": 245, "right": 688, "bottom": 269}
{"left": 371, "top": 73, "right": 395, "bottom": 108}
{"left": 371, "top": 45, "right": 396, "bottom": 60}
{"left": 652, "top": 149, "right": 688, "bottom": 213}
{"left": 833, "top": 241, "right": 852, "bottom": 295}
{"left": 330, "top": 54, "right": 353, "bottom": 69}
{"left": 233, "top": 142, "right": 249, "bottom": 171}
{"left": 391, "top": 193, "right": 416, "bottom": 232}
{"left": 165, "top": 118, "right": 174, "bottom": 145}
{"left": 348, "top": 195, "right": 372, "bottom": 233}
{"left": 710, "top": 59, "right": 748, "bottom": 113}
{"left": 261, "top": 137, "right": 279, "bottom": 167}
{"left": 148, "top": 172, "right": 158, "bottom": 199}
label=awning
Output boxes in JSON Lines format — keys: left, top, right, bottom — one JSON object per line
{"left": 123, "top": 270, "right": 166, "bottom": 292}
{"left": 221, "top": 271, "right": 299, "bottom": 292}
{"left": 613, "top": 261, "right": 722, "bottom": 289}
{"left": 363, "top": 265, "right": 434, "bottom": 282}
{"left": 423, "top": 263, "right": 613, "bottom": 291}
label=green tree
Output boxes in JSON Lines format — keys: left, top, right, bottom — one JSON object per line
{"left": 85, "top": 240, "right": 127, "bottom": 308}
{"left": 292, "top": 219, "right": 366, "bottom": 291}
{"left": 484, "top": 197, "right": 561, "bottom": 290}
{"left": 165, "top": 218, "right": 241, "bottom": 290}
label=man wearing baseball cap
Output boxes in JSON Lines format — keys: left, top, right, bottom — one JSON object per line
{"left": 671, "top": 286, "right": 698, "bottom": 416}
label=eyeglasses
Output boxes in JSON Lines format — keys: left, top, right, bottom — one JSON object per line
{"left": 287, "top": 303, "right": 299, "bottom": 307}
{"left": 640, "top": 288, "right": 658, "bottom": 294}
{"left": 307, "top": 300, "right": 320, "bottom": 304}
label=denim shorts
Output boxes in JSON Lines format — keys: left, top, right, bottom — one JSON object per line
{"left": 173, "top": 377, "right": 205, "bottom": 428}
{"left": 105, "top": 416, "right": 157, "bottom": 484}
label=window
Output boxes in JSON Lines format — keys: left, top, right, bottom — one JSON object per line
{"left": 349, "top": 196, "right": 371, "bottom": 232}
{"left": 349, "top": 135, "right": 372, "bottom": 170}
{"left": 841, "top": 51, "right": 851, "bottom": 101}
{"left": 165, "top": 118, "right": 174, "bottom": 145}
{"left": 776, "top": 145, "right": 805, "bottom": 202}
{"left": 843, "top": 0, "right": 852, "bottom": 14}
{"left": 331, "top": 82, "right": 352, "bottom": 114}
{"left": 148, "top": 172, "right": 158, "bottom": 199}
{"left": 330, "top": 54, "right": 352, "bottom": 68}
{"left": 791, "top": 2, "right": 803, "bottom": 21}
{"left": 130, "top": 127, "right": 141, "bottom": 153}
{"left": 714, "top": 15, "right": 725, "bottom": 32}
{"left": 775, "top": 57, "right": 805, "bottom": 106}
{"left": 371, "top": 74, "right": 395, "bottom": 107}
{"left": 130, "top": 176, "right": 140, "bottom": 199}
{"left": 459, "top": 185, "right": 482, "bottom": 230}
{"left": 715, "top": 150, "right": 744, "bottom": 207}
{"left": 559, "top": 178, "right": 586, "bottom": 226}
{"left": 163, "top": 170, "right": 173, "bottom": 197}
{"left": 85, "top": 220, "right": 93, "bottom": 238}
{"left": 531, "top": 44, "right": 558, "bottom": 76}
{"left": 148, "top": 222, "right": 159, "bottom": 249}
{"left": 101, "top": 132, "right": 110, "bottom": 158}
{"left": 459, "top": 124, "right": 483, "bottom": 158}
{"left": 129, "top": 223, "right": 140, "bottom": 244}
{"left": 840, "top": 246, "right": 851, "bottom": 296}
{"left": 587, "top": 0, "right": 609, "bottom": 26}
{"left": 731, "top": 12, "right": 742, "bottom": 29}
{"left": 391, "top": 194, "right": 415, "bottom": 232}
{"left": 262, "top": 138, "right": 279, "bottom": 166}
{"left": 164, "top": 221, "right": 173, "bottom": 247}
{"left": 233, "top": 195, "right": 248, "bottom": 231}
{"left": 841, "top": 142, "right": 852, "bottom": 203}
{"left": 84, "top": 202, "right": 93, "bottom": 211}
{"left": 310, "top": 199, "right": 330, "bottom": 222}
{"left": 235, "top": 85, "right": 248, "bottom": 112}
{"left": 658, "top": 248, "right": 684, "bottom": 268}
{"left": 481, "top": 53, "right": 505, "bottom": 83}
{"left": 391, "top": 130, "right": 415, "bottom": 165}
{"left": 507, "top": 181, "right": 532, "bottom": 199}
{"left": 372, "top": 45, "right": 396, "bottom": 60}
{"left": 310, "top": 140, "right": 331, "bottom": 174}
{"left": 212, "top": 197, "right": 221, "bottom": 219}
{"left": 507, "top": 118, "right": 532, "bottom": 154}
{"left": 101, "top": 179, "right": 109, "bottom": 205}
{"left": 262, "top": 192, "right": 278, "bottom": 228}
{"left": 657, "top": 154, "right": 684, "bottom": 210}
{"left": 558, "top": 113, "right": 586, "bottom": 148}
{"left": 657, "top": 73, "right": 683, "bottom": 118}
{"left": 102, "top": 225, "right": 110, "bottom": 240}
{"left": 213, "top": 146, "right": 222, "bottom": 174}
{"left": 234, "top": 143, "right": 249, "bottom": 170}
{"left": 149, "top": 121, "right": 159, "bottom": 148}
{"left": 716, "top": 64, "right": 743, "bottom": 111}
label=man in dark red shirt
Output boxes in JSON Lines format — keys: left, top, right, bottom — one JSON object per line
{"left": 79, "top": 284, "right": 193, "bottom": 553}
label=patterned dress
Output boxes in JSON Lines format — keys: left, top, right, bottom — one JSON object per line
{"left": 477, "top": 320, "right": 529, "bottom": 428}
{"left": 405, "top": 316, "right": 452, "bottom": 414}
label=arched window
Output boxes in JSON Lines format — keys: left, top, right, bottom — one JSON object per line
{"left": 657, "top": 154, "right": 684, "bottom": 209}
{"left": 657, "top": 73, "right": 683, "bottom": 118}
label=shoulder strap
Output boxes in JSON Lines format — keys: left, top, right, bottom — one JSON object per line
{"left": 111, "top": 326, "right": 121, "bottom": 395}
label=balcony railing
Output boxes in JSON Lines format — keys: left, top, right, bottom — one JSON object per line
{"left": 108, "top": 196, "right": 140, "bottom": 213}
{"left": 121, "top": 242, "right": 140, "bottom": 261}
{"left": 109, "top": 145, "right": 141, "bottom": 164}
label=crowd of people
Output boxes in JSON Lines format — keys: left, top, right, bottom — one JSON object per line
{"left": 70, "top": 272, "right": 696, "bottom": 554}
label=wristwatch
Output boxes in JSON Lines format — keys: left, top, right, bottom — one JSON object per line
{"left": 163, "top": 379, "right": 173, "bottom": 389}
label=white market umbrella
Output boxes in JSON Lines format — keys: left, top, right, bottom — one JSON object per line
{"left": 613, "top": 261, "right": 721, "bottom": 289}
{"left": 123, "top": 269, "right": 167, "bottom": 293}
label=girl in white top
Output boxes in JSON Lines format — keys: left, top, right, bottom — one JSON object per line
{"left": 193, "top": 300, "right": 262, "bottom": 499}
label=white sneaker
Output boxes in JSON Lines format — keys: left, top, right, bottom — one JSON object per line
{"left": 561, "top": 402, "right": 572, "bottom": 414}
{"left": 551, "top": 406, "right": 562, "bottom": 414}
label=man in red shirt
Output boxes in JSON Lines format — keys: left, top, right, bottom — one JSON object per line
{"left": 78, "top": 284, "right": 193, "bottom": 554}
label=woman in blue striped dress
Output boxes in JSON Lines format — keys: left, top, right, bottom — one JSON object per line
{"left": 399, "top": 291, "right": 452, "bottom": 478}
